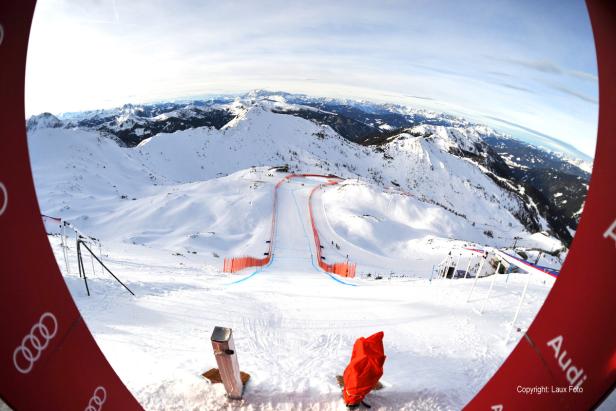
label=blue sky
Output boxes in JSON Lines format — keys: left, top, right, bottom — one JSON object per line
{"left": 26, "top": 0, "right": 598, "bottom": 159}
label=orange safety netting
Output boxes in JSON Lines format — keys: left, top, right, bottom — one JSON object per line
{"left": 308, "top": 180, "right": 357, "bottom": 278}
{"left": 222, "top": 174, "right": 289, "bottom": 273}
{"left": 223, "top": 256, "right": 270, "bottom": 273}
{"left": 223, "top": 173, "right": 356, "bottom": 276}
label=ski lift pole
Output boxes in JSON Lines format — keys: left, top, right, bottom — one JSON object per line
{"left": 89, "top": 251, "right": 96, "bottom": 276}
{"left": 505, "top": 270, "right": 533, "bottom": 343}
{"left": 463, "top": 255, "right": 474, "bottom": 279}
{"left": 439, "top": 256, "right": 448, "bottom": 279}
{"left": 61, "top": 222, "right": 71, "bottom": 275}
{"left": 467, "top": 255, "right": 486, "bottom": 302}
{"left": 98, "top": 242, "right": 104, "bottom": 264}
{"left": 452, "top": 252, "right": 462, "bottom": 278}
{"left": 76, "top": 241, "right": 90, "bottom": 296}
{"left": 480, "top": 262, "right": 501, "bottom": 314}
{"left": 75, "top": 233, "right": 82, "bottom": 278}
{"left": 443, "top": 255, "right": 451, "bottom": 278}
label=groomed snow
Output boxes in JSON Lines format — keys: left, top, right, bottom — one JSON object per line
{"left": 29, "top": 102, "right": 559, "bottom": 410}
{"left": 46, "top": 177, "right": 554, "bottom": 410}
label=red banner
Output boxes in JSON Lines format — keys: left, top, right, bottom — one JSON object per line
{"left": 464, "top": 1, "right": 616, "bottom": 408}
{"left": 0, "top": 2, "right": 142, "bottom": 409}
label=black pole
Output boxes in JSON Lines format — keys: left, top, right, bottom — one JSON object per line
{"left": 77, "top": 241, "right": 90, "bottom": 296}
{"left": 77, "top": 241, "right": 82, "bottom": 279}
{"left": 81, "top": 250, "right": 90, "bottom": 296}
{"left": 76, "top": 235, "right": 82, "bottom": 278}
{"left": 80, "top": 240, "right": 135, "bottom": 296}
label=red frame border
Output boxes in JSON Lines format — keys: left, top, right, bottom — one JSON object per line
{"left": 0, "top": 1, "right": 613, "bottom": 409}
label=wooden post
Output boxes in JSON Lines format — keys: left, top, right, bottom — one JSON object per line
{"left": 211, "top": 326, "right": 243, "bottom": 400}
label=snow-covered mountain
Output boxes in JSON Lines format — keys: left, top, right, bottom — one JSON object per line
{"left": 26, "top": 112, "right": 64, "bottom": 130}
{"left": 27, "top": 92, "right": 569, "bottom": 410}
{"left": 28, "top": 94, "right": 570, "bottom": 271}
{"left": 28, "top": 91, "right": 589, "bottom": 246}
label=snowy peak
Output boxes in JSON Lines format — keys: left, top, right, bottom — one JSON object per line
{"left": 27, "top": 91, "right": 589, "bottom": 246}
{"left": 375, "top": 124, "right": 497, "bottom": 170}
{"left": 553, "top": 151, "right": 593, "bottom": 174}
{"left": 26, "top": 112, "right": 64, "bottom": 131}
{"left": 409, "top": 125, "right": 486, "bottom": 156}
{"left": 243, "top": 89, "right": 294, "bottom": 102}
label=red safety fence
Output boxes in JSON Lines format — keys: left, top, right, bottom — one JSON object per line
{"left": 223, "top": 173, "right": 354, "bottom": 275}
{"left": 307, "top": 180, "right": 356, "bottom": 278}
{"left": 223, "top": 255, "right": 270, "bottom": 273}
{"left": 330, "top": 261, "right": 357, "bottom": 278}
{"left": 221, "top": 174, "right": 289, "bottom": 272}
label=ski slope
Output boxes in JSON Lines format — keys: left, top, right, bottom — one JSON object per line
{"left": 28, "top": 101, "right": 561, "bottom": 410}
{"left": 42, "top": 174, "right": 556, "bottom": 410}
{"left": 230, "top": 175, "right": 356, "bottom": 286}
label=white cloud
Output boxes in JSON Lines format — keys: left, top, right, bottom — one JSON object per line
{"left": 25, "top": 0, "right": 598, "bottom": 157}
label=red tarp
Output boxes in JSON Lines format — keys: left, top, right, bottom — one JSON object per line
{"left": 342, "top": 331, "right": 386, "bottom": 406}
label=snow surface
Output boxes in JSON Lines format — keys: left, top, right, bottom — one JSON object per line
{"left": 28, "top": 101, "right": 559, "bottom": 410}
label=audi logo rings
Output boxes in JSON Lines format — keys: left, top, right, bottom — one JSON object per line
{"left": 84, "top": 386, "right": 107, "bottom": 411}
{"left": 0, "top": 182, "right": 7, "bottom": 216}
{"left": 13, "top": 312, "right": 58, "bottom": 374}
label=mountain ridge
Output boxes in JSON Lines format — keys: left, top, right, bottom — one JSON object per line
{"left": 26, "top": 91, "right": 589, "bottom": 246}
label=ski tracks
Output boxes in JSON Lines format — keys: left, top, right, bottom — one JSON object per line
{"left": 238, "top": 306, "right": 349, "bottom": 395}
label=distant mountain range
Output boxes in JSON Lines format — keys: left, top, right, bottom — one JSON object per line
{"left": 27, "top": 90, "right": 591, "bottom": 246}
